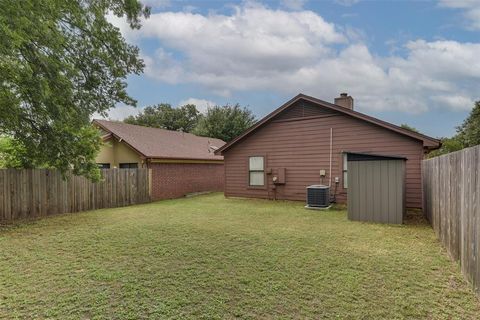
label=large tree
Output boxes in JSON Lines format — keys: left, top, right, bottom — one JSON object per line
{"left": 0, "top": 0, "right": 149, "bottom": 179}
{"left": 124, "top": 103, "right": 200, "bottom": 132}
{"left": 457, "top": 101, "right": 480, "bottom": 148}
{"left": 193, "top": 104, "right": 256, "bottom": 142}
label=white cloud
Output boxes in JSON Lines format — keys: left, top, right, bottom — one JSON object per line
{"left": 334, "top": 0, "right": 361, "bottom": 6}
{"left": 179, "top": 98, "right": 216, "bottom": 113}
{"left": 142, "top": 0, "right": 171, "bottom": 9}
{"left": 432, "top": 95, "right": 475, "bottom": 111}
{"left": 281, "top": 0, "right": 308, "bottom": 10}
{"left": 142, "top": 48, "right": 184, "bottom": 83}
{"left": 117, "top": 2, "right": 346, "bottom": 94}
{"left": 440, "top": 0, "right": 480, "bottom": 7}
{"left": 111, "top": 3, "right": 480, "bottom": 113}
{"left": 182, "top": 5, "right": 197, "bottom": 13}
{"left": 94, "top": 105, "right": 141, "bottom": 121}
{"left": 439, "top": 0, "right": 480, "bottom": 30}
{"left": 96, "top": 98, "right": 217, "bottom": 121}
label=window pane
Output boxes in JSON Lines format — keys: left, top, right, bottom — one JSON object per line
{"left": 249, "top": 156, "right": 264, "bottom": 170}
{"left": 250, "top": 172, "right": 264, "bottom": 186}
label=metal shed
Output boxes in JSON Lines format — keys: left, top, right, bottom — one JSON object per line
{"left": 347, "top": 152, "right": 406, "bottom": 224}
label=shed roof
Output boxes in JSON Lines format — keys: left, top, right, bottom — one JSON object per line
{"left": 215, "top": 93, "right": 441, "bottom": 155}
{"left": 93, "top": 119, "right": 225, "bottom": 161}
{"left": 345, "top": 152, "right": 407, "bottom": 161}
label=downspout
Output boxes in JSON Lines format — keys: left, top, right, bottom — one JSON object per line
{"left": 329, "top": 128, "right": 333, "bottom": 187}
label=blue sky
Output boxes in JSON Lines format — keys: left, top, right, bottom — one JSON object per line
{"left": 107, "top": 0, "right": 480, "bottom": 138}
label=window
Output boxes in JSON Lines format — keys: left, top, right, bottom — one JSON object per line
{"left": 343, "top": 153, "right": 348, "bottom": 189}
{"left": 119, "top": 163, "right": 138, "bottom": 169}
{"left": 97, "top": 163, "right": 110, "bottom": 169}
{"left": 249, "top": 156, "right": 264, "bottom": 186}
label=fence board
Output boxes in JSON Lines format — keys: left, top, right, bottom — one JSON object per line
{"left": 0, "top": 168, "right": 151, "bottom": 223}
{"left": 423, "top": 144, "right": 480, "bottom": 295}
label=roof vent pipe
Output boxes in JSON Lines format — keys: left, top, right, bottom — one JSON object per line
{"left": 334, "top": 93, "right": 354, "bottom": 110}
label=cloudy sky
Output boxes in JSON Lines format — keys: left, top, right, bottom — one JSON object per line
{"left": 107, "top": 0, "right": 480, "bottom": 137}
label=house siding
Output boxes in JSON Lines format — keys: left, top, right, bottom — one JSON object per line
{"left": 223, "top": 104, "right": 425, "bottom": 208}
{"left": 96, "top": 139, "right": 144, "bottom": 168}
{"left": 149, "top": 163, "right": 224, "bottom": 200}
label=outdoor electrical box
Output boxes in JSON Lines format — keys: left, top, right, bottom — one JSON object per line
{"left": 275, "top": 168, "right": 286, "bottom": 184}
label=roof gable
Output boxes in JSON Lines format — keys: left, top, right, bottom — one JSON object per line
{"left": 93, "top": 120, "right": 225, "bottom": 161}
{"left": 215, "top": 93, "right": 440, "bottom": 154}
{"left": 274, "top": 99, "right": 337, "bottom": 121}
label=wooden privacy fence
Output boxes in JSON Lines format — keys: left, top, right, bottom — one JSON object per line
{"left": 0, "top": 168, "right": 151, "bottom": 222}
{"left": 422, "top": 145, "right": 480, "bottom": 295}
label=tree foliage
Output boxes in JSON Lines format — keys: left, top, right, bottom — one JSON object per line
{"left": 400, "top": 123, "right": 419, "bottom": 133}
{"left": 457, "top": 101, "right": 480, "bottom": 148}
{"left": 193, "top": 104, "right": 256, "bottom": 142}
{"left": 0, "top": 136, "right": 45, "bottom": 168}
{"left": 427, "top": 136, "right": 464, "bottom": 158}
{"left": 427, "top": 101, "right": 480, "bottom": 158}
{"left": 0, "top": 0, "right": 149, "bottom": 179}
{"left": 124, "top": 104, "right": 200, "bottom": 132}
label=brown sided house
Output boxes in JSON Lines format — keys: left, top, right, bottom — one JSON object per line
{"left": 93, "top": 119, "right": 225, "bottom": 200}
{"left": 215, "top": 93, "right": 440, "bottom": 209}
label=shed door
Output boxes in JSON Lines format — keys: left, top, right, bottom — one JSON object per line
{"left": 347, "top": 159, "right": 405, "bottom": 224}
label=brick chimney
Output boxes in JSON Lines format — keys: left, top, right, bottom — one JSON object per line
{"left": 334, "top": 93, "right": 354, "bottom": 110}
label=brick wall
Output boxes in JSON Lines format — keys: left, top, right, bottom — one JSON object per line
{"left": 148, "top": 163, "right": 224, "bottom": 200}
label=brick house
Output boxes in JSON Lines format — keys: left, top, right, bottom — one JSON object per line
{"left": 93, "top": 120, "right": 225, "bottom": 200}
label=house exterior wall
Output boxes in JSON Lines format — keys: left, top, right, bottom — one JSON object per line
{"left": 113, "top": 140, "right": 143, "bottom": 167}
{"left": 95, "top": 139, "right": 224, "bottom": 200}
{"left": 96, "top": 139, "right": 143, "bottom": 168}
{"left": 223, "top": 103, "right": 425, "bottom": 208}
{"left": 148, "top": 162, "right": 224, "bottom": 200}
{"left": 96, "top": 140, "right": 114, "bottom": 165}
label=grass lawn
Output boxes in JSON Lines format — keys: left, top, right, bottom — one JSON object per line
{"left": 0, "top": 193, "right": 479, "bottom": 319}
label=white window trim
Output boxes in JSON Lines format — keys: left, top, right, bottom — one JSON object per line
{"left": 343, "top": 153, "right": 348, "bottom": 189}
{"left": 248, "top": 156, "right": 265, "bottom": 187}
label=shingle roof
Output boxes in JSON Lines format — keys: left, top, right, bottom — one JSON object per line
{"left": 93, "top": 120, "right": 225, "bottom": 161}
{"left": 216, "top": 93, "right": 441, "bottom": 155}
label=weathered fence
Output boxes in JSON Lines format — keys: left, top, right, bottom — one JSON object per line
{"left": 0, "top": 168, "right": 151, "bottom": 222}
{"left": 422, "top": 145, "right": 479, "bottom": 295}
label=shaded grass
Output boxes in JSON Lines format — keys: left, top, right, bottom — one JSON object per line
{"left": 0, "top": 193, "right": 478, "bottom": 319}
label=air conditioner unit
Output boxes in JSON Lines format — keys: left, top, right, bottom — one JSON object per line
{"left": 306, "top": 185, "right": 330, "bottom": 209}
